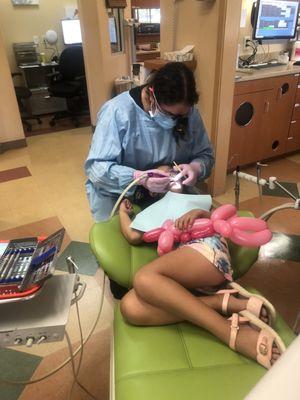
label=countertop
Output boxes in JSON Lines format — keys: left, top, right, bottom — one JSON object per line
{"left": 136, "top": 50, "right": 160, "bottom": 55}
{"left": 144, "top": 58, "right": 197, "bottom": 72}
{"left": 235, "top": 62, "right": 300, "bottom": 83}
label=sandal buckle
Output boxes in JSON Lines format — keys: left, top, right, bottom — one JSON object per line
{"left": 259, "top": 343, "right": 268, "bottom": 356}
{"left": 231, "top": 322, "right": 239, "bottom": 331}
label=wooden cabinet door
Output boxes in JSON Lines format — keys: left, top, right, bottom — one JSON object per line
{"left": 287, "top": 76, "right": 300, "bottom": 153}
{"left": 287, "top": 120, "right": 300, "bottom": 152}
{"left": 228, "top": 89, "right": 273, "bottom": 169}
{"left": 265, "top": 74, "right": 299, "bottom": 158}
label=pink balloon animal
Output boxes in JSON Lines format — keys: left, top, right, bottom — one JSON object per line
{"left": 142, "top": 204, "right": 272, "bottom": 256}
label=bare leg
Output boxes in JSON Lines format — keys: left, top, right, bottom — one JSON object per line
{"left": 121, "top": 289, "right": 252, "bottom": 326}
{"left": 121, "top": 247, "right": 280, "bottom": 364}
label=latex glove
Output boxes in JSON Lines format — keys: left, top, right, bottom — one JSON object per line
{"left": 178, "top": 162, "right": 201, "bottom": 186}
{"left": 134, "top": 169, "right": 170, "bottom": 193}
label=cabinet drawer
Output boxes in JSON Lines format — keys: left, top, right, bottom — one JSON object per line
{"left": 295, "top": 84, "right": 300, "bottom": 103}
{"left": 287, "top": 120, "right": 300, "bottom": 152}
{"left": 292, "top": 102, "right": 300, "bottom": 120}
{"left": 235, "top": 78, "right": 274, "bottom": 95}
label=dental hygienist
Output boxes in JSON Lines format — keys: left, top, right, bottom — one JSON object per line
{"left": 85, "top": 62, "right": 215, "bottom": 221}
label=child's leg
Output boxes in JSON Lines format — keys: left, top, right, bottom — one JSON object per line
{"left": 121, "top": 247, "right": 280, "bottom": 364}
{"left": 121, "top": 289, "right": 250, "bottom": 326}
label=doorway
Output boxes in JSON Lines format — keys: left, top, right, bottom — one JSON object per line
{"left": 131, "top": 1, "right": 161, "bottom": 63}
{"left": 0, "top": 0, "right": 91, "bottom": 137}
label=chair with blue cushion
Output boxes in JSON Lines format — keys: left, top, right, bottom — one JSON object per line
{"left": 90, "top": 210, "right": 295, "bottom": 400}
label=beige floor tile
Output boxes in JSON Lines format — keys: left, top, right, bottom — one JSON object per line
{"left": 13, "top": 205, "right": 55, "bottom": 227}
{"left": 2, "top": 177, "right": 46, "bottom": 209}
{"left": 286, "top": 151, "right": 300, "bottom": 164}
{"left": 214, "top": 173, "right": 260, "bottom": 205}
{"left": 0, "top": 149, "right": 31, "bottom": 172}
{"left": 0, "top": 128, "right": 93, "bottom": 241}
{"left": 19, "top": 328, "right": 110, "bottom": 400}
{"left": 0, "top": 207, "right": 19, "bottom": 231}
{"left": 0, "top": 185, "right": 10, "bottom": 210}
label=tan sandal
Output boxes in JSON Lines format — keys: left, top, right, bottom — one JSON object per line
{"left": 217, "top": 281, "right": 276, "bottom": 326}
{"left": 229, "top": 311, "right": 286, "bottom": 369}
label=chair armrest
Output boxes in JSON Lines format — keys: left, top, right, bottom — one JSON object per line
{"left": 11, "top": 72, "right": 22, "bottom": 78}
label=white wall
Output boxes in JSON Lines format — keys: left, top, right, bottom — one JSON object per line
{"left": 160, "top": 0, "right": 220, "bottom": 135}
{"left": 0, "top": 27, "right": 24, "bottom": 144}
{"left": 78, "top": 0, "right": 132, "bottom": 125}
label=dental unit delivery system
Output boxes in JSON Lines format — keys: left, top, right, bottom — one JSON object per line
{"left": 233, "top": 169, "right": 300, "bottom": 221}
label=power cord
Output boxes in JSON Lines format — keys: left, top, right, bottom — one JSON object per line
{"left": 66, "top": 332, "right": 98, "bottom": 400}
{"left": 0, "top": 272, "right": 106, "bottom": 392}
{"left": 239, "top": 39, "right": 258, "bottom": 67}
{"left": 239, "top": 39, "right": 272, "bottom": 68}
{"left": 68, "top": 287, "right": 84, "bottom": 399}
{"left": 67, "top": 278, "right": 92, "bottom": 400}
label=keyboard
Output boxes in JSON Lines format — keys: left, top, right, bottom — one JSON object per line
{"left": 248, "top": 62, "right": 286, "bottom": 70}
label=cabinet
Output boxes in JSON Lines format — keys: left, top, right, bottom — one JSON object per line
{"left": 229, "top": 73, "right": 300, "bottom": 169}
{"left": 229, "top": 90, "right": 273, "bottom": 167}
{"left": 266, "top": 75, "right": 298, "bottom": 158}
{"left": 131, "top": 0, "right": 159, "bottom": 7}
{"left": 287, "top": 82, "right": 300, "bottom": 152}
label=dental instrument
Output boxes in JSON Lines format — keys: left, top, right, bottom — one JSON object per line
{"left": 109, "top": 167, "right": 187, "bottom": 219}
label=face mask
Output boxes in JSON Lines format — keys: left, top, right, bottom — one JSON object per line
{"left": 149, "top": 109, "right": 177, "bottom": 130}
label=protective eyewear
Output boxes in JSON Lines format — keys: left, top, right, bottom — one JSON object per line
{"left": 150, "top": 87, "right": 192, "bottom": 119}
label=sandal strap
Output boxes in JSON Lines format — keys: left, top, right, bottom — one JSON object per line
{"left": 229, "top": 313, "right": 239, "bottom": 351}
{"left": 217, "top": 289, "right": 238, "bottom": 315}
{"left": 222, "top": 293, "right": 230, "bottom": 315}
{"left": 247, "top": 297, "right": 264, "bottom": 318}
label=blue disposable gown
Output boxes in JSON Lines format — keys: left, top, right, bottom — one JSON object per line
{"left": 85, "top": 91, "right": 215, "bottom": 221}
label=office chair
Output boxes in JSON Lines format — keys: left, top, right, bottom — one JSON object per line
{"left": 48, "top": 45, "right": 88, "bottom": 128}
{"left": 12, "top": 73, "right": 42, "bottom": 132}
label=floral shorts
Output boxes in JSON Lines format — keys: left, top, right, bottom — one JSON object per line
{"left": 180, "top": 234, "right": 233, "bottom": 281}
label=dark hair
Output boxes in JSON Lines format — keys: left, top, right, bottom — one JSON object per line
{"left": 148, "top": 62, "right": 199, "bottom": 106}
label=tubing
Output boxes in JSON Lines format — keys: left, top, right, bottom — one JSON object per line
{"left": 109, "top": 173, "right": 148, "bottom": 219}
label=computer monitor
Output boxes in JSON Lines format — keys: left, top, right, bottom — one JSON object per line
{"left": 61, "top": 19, "right": 82, "bottom": 45}
{"left": 253, "top": 0, "right": 300, "bottom": 40}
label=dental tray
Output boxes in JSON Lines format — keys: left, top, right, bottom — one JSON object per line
{"left": 0, "top": 229, "right": 65, "bottom": 302}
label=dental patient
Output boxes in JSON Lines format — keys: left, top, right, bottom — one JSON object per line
{"left": 118, "top": 199, "right": 285, "bottom": 369}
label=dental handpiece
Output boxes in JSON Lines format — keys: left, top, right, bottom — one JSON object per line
{"left": 146, "top": 172, "right": 169, "bottom": 178}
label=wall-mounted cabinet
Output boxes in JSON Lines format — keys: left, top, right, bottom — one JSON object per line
{"left": 229, "top": 73, "right": 300, "bottom": 170}
{"left": 131, "top": 0, "right": 159, "bottom": 7}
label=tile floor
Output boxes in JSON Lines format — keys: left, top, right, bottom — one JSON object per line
{"left": 0, "top": 127, "right": 115, "bottom": 400}
{"left": 0, "top": 128, "right": 299, "bottom": 399}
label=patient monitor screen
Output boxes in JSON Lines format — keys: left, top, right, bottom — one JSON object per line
{"left": 62, "top": 19, "right": 82, "bottom": 45}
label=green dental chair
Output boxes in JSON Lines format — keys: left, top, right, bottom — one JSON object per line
{"left": 90, "top": 210, "right": 295, "bottom": 400}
